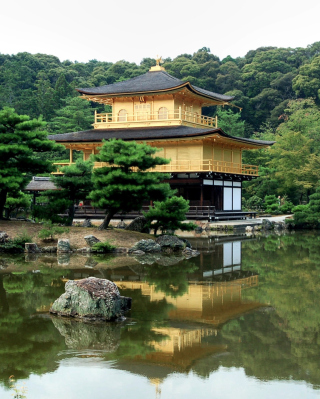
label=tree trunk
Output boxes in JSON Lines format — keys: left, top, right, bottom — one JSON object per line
{"left": 98, "top": 212, "right": 115, "bottom": 230}
{"left": 66, "top": 203, "right": 75, "bottom": 226}
{"left": 0, "top": 190, "right": 8, "bottom": 219}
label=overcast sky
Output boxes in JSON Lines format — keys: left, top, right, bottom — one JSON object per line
{"left": 1, "top": 0, "right": 320, "bottom": 64}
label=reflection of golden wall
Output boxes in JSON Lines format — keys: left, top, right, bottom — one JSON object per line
{"left": 150, "top": 327, "right": 217, "bottom": 353}
{"left": 117, "top": 276, "right": 260, "bottom": 327}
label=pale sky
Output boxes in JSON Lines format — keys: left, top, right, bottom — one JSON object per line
{"left": 1, "top": 0, "right": 320, "bottom": 64}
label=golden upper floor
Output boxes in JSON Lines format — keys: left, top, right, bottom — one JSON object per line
{"left": 77, "top": 65, "right": 234, "bottom": 130}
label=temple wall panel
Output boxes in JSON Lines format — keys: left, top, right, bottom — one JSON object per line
{"left": 203, "top": 142, "right": 213, "bottom": 160}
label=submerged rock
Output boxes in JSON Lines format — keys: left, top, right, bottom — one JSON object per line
{"left": 181, "top": 247, "right": 200, "bottom": 258}
{"left": 50, "top": 277, "right": 131, "bottom": 321}
{"left": 51, "top": 317, "right": 122, "bottom": 351}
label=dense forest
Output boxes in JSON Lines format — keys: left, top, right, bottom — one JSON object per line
{"left": 1, "top": 43, "right": 320, "bottom": 205}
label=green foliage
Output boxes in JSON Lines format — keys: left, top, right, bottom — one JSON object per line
{"left": 4, "top": 191, "right": 30, "bottom": 218}
{"left": 49, "top": 96, "right": 93, "bottom": 133}
{"left": 0, "top": 107, "right": 61, "bottom": 218}
{"left": 38, "top": 221, "right": 69, "bottom": 241}
{"left": 90, "top": 139, "right": 173, "bottom": 229}
{"left": 263, "top": 195, "right": 280, "bottom": 214}
{"left": 215, "top": 108, "right": 245, "bottom": 137}
{"left": 34, "top": 160, "right": 93, "bottom": 225}
{"left": 292, "top": 186, "right": 320, "bottom": 228}
{"left": 143, "top": 196, "right": 197, "bottom": 235}
{"left": 279, "top": 201, "right": 294, "bottom": 214}
{"left": 91, "top": 241, "right": 115, "bottom": 253}
{"left": 0, "top": 230, "right": 33, "bottom": 253}
{"left": 244, "top": 195, "right": 264, "bottom": 211}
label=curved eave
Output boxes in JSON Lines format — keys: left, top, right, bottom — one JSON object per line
{"left": 49, "top": 126, "right": 275, "bottom": 149}
{"left": 76, "top": 82, "right": 234, "bottom": 106}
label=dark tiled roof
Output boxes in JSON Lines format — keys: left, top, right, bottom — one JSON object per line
{"left": 48, "top": 126, "right": 275, "bottom": 147}
{"left": 77, "top": 71, "right": 234, "bottom": 102}
{"left": 25, "top": 177, "right": 57, "bottom": 191}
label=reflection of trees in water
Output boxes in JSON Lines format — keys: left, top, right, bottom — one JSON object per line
{"left": 231, "top": 232, "right": 320, "bottom": 388}
{"left": 2, "top": 233, "right": 320, "bottom": 388}
{"left": 143, "top": 259, "right": 198, "bottom": 298}
{"left": 0, "top": 269, "right": 72, "bottom": 385}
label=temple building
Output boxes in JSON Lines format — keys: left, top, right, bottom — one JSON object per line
{"left": 49, "top": 60, "right": 274, "bottom": 220}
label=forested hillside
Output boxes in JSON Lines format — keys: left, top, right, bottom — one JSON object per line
{"left": 1, "top": 44, "right": 320, "bottom": 204}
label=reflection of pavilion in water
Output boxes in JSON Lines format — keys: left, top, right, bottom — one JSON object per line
{"left": 115, "top": 239, "right": 261, "bottom": 374}
{"left": 51, "top": 238, "right": 263, "bottom": 394}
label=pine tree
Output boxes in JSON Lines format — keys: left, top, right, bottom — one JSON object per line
{"left": 143, "top": 196, "right": 196, "bottom": 235}
{"left": 49, "top": 97, "right": 93, "bottom": 133}
{"left": 34, "top": 159, "right": 93, "bottom": 225}
{"left": 89, "top": 139, "right": 173, "bottom": 229}
{"left": 0, "top": 107, "right": 60, "bottom": 218}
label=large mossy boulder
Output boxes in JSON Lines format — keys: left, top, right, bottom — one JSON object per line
{"left": 128, "top": 239, "right": 161, "bottom": 253}
{"left": 156, "top": 235, "right": 186, "bottom": 252}
{"left": 50, "top": 277, "right": 131, "bottom": 321}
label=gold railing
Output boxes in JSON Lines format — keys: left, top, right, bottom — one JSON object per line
{"left": 90, "top": 159, "right": 258, "bottom": 175}
{"left": 94, "top": 109, "right": 218, "bottom": 128}
{"left": 53, "top": 160, "right": 258, "bottom": 176}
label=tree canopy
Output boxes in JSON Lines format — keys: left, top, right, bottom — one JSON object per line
{"left": 89, "top": 139, "right": 173, "bottom": 229}
{"left": 0, "top": 107, "right": 61, "bottom": 218}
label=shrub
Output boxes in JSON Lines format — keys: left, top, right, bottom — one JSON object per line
{"left": 38, "top": 222, "right": 69, "bottom": 241}
{"left": 91, "top": 241, "right": 115, "bottom": 253}
{"left": 246, "top": 195, "right": 264, "bottom": 211}
{"left": 280, "top": 201, "right": 294, "bottom": 214}
{"left": 143, "top": 196, "right": 197, "bottom": 236}
{"left": 0, "top": 230, "right": 33, "bottom": 253}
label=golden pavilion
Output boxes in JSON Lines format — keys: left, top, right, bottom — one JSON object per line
{"left": 49, "top": 59, "right": 274, "bottom": 220}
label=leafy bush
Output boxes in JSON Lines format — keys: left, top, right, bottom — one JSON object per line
{"left": 264, "top": 195, "right": 281, "bottom": 214}
{"left": 245, "top": 195, "right": 264, "bottom": 211}
{"left": 91, "top": 241, "right": 115, "bottom": 253}
{"left": 143, "top": 196, "right": 197, "bottom": 236}
{"left": 0, "top": 230, "right": 33, "bottom": 253}
{"left": 280, "top": 201, "right": 294, "bottom": 214}
{"left": 38, "top": 222, "right": 69, "bottom": 241}
{"left": 292, "top": 187, "right": 320, "bottom": 228}
{"left": 292, "top": 204, "right": 309, "bottom": 213}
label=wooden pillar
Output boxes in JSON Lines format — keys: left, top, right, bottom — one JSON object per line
{"left": 69, "top": 148, "right": 73, "bottom": 163}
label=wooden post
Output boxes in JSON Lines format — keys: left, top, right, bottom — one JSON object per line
{"left": 179, "top": 106, "right": 182, "bottom": 120}
{"left": 70, "top": 148, "right": 73, "bottom": 164}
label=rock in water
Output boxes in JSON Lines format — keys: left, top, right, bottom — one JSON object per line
{"left": 128, "top": 239, "right": 161, "bottom": 253}
{"left": 50, "top": 277, "right": 131, "bottom": 321}
{"left": 156, "top": 235, "right": 186, "bottom": 251}
{"left": 57, "top": 239, "right": 71, "bottom": 252}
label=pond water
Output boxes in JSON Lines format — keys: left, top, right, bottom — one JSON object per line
{"left": 1, "top": 231, "right": 320, "bottom": 399}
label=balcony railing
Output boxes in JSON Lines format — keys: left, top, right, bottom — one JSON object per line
{"left": 94, "top": 109, "right": 218, "bottom": 129}
{"left": 54, "top": 159, "right": 258, "bottom": 176}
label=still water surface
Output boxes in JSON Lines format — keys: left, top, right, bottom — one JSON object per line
{"left": 0, "top": 231, "right": 320, "bottom": 398}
